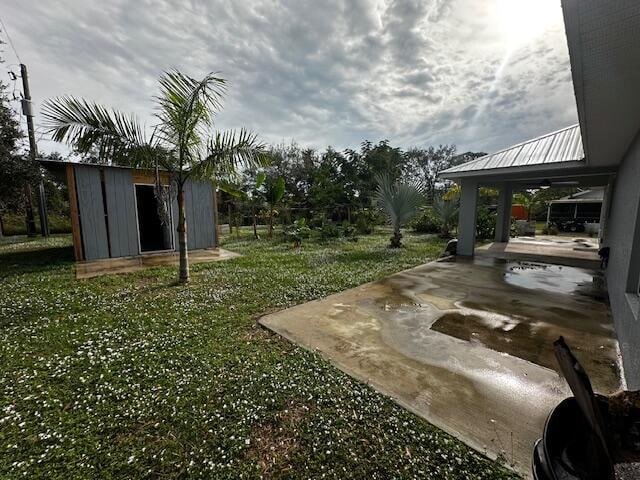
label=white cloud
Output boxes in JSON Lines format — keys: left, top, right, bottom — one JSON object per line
{"left": 2, "top": 0, "right": 577, "bottom": 155}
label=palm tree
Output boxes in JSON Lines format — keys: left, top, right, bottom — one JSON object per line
{"left": 262, "top": 175, "right": 285, "bottom": 238}
{"left": 374, "top": 173, "right": 424, "bottom": 248}
{"left": 433, "top": 197, "right": 459, "bottom": 238}
{"left": 42, "top": 70, "right": 268, "bottom": 283}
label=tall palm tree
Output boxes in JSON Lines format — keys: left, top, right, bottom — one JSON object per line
{"left": 374, "top": 173, "right": 424, "bottom": 248}
{"left": 42, "top": 70, "right": 268, "bottom": 283}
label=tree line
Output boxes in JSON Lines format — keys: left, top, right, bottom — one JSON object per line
{"left": 222, "top": 141, "right": 486, "bottom": 229}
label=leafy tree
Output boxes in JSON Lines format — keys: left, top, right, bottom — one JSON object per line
{"left": 351, "top": 140, "right": 405, "bottom": 209}
{"left": 245, "top": 171, "right": 266, "bottom": 240}
{"left": 374, "top": 173, "right": 425, "bottom": 248}
{"left": 308, "top": 148, "right": 355, "bottom": 215}
{"left": 43, "top": 70, "right": 267, "bottom": 283}
{"left": 0, "top": 79, "right": 39, "bottom": 236}
{"left": 267, "top": 142, "right": 315, "bottom": 206}
{"left": 514, "top": 187, "right": 579, "bottom": 221}
{"left": 404, "top": 145, "right": 457, "bottom": 203}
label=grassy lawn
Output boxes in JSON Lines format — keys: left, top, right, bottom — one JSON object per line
{"left": 0, "top": 229, "right": 519, "bottom": 479}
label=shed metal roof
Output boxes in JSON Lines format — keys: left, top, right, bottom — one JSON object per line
{"left": 441, "top": 124, "right": 584, "bottom": 177}
{"left": 549, "top": 188, "right": 604, "bottom": 204}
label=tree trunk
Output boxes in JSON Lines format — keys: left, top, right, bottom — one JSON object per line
{"left": 268, "top": 206, "right": 274, "bottom": 238}
{"left": 252, "top": 206, "right": 259, "bottom": 240}
{"left": 390, "top": 226, "right": 402, "bottom": 248}
{"left": 25, "top": 185, "right": 37, "bottom": 237}
{"left": 177, "top": 186, "right": 189, "bottom": 284}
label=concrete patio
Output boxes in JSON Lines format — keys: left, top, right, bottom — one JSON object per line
{"left": 259, "top": 255, "right": 623, "bottom": 477}
{"left": 478, "top": 235, "right": 601, "bottom": 269}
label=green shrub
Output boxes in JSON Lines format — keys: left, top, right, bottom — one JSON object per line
{"left": 340, "top": 222, "right": 358, "bottom": 242}
{"left": 284, "top": 218, "right": 311, "bottom": 247}
{"left": 542, "top": 224, "right": 559, "bottom": 235}
{"left": 308, "top": 213, "right": 328, "bottom": 229}
{"left": 411, "top": 207, "right": 442, "bottom": 234}
{"left": 318, "top": 222, "right": 341, "bottom": 240}
{"left": 475, "top": 207, "right": 495, "bottom": 240}
{"left": 354, "top": 209, "right": 379, "bottom": 235}
{"left": 1, "top": 213, "right": 71, "bottom": 236}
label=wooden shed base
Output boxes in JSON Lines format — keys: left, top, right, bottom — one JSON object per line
{"left": 76, "top": 248, "right": 240, "bottom": 279}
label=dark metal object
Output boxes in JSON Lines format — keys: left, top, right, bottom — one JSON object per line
{"left": 532, "top": 337, "right": 640, "bottom": 479}
{"left": 443, "top": 238, "right": 457, "bottom": 257}
{"left": 598, "top": 246, "right": 610, "bottom": 269}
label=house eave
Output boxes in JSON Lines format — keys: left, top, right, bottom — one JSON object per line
{"left": 440, "top": 159, "right": 588, "bottom": 181}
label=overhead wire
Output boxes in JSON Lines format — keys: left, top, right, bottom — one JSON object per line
{"left": 0, "top": 15, "right": 22, "bottom": 63}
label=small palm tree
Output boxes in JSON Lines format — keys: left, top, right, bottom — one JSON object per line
{"left": 261, "top": 175, "right": 285, "bottom": 238}
{"left": 374, "top": 173, "right": 424, "bottom": 248}
{"left": 433, "top": 197, "right": 459, "bottom": 238}
{"left": 42, "top": 70, "right": 268, "bottom": 284}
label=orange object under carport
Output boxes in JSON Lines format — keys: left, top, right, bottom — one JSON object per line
{"left": 512, "top": 204, "right": 529, "bottom": 220}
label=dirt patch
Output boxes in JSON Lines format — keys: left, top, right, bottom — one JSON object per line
{"left": 246, "top": 402, "right": 310, "bottom": 476}
{"left": 245, "top": 324, "right": 297, "bottom": 353}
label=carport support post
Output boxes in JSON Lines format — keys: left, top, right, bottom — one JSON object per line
{"left": 457, "top": 178, "right": 479, "bottom": 256}
{"left": 495, "top": 183, "right": 512, "bottom": 243}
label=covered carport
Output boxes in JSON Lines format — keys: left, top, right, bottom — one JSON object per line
{"left": 439, "top": 124, "right": 616, "bottom": 258}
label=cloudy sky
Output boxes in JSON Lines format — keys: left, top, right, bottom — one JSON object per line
{"left": 2, "top": 0, "right": 577, "bottom": 156}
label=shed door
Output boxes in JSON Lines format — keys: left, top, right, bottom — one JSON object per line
{"left": 74, "top": 165, "right": 109, "bottom": 260}
{"left": 104, "top": 168, "right": 138, "bottom": 258}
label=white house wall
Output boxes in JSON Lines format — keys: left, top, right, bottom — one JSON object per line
{"left": 604, "top": 132, "right": 640, "bottom": 388}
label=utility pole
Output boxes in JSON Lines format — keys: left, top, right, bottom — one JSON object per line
{"left": 20, "top": 63, "right": 49, "bottom": 236}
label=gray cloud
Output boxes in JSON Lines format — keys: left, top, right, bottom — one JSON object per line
{"left": 2, "top": 0, "right": 577, "bottom": 155}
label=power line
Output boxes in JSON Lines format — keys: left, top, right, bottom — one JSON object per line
{"left": 0, "top": 15, "right": 21, "bottom": 63}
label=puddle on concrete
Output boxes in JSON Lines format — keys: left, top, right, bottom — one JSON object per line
{"left": 432, "top": 311, "right": 605, "bottom": 375}
{"left": 367, "top": 257, "right": 620, "bottom": 392}
{"left": 503, "top": 261, "right": 597, "bottom": 295}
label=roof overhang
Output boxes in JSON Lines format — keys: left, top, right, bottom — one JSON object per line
{"left": 440, "top": 159, "right": 587, "bottom": 180}
{"left": 440, "top": 124, "right": 586, "bottom": 181}
{"left": 442, "top": 162, "right": 616, "bottom": 189}
{"left": 562, "top": 0, "right": 640, "bottom": 167}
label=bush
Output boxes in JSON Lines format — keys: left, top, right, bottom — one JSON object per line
{"left": 318, "top": 222, "right": 341, "bottom": 240}
{"left": 354, "top": 209, "right": 379, "bottom": 235}
{"left": 308, "top": 213, "right": 328, "bottom": 229}
{"left": 542, "top": 224, "right": 559, "bottom": 235}
{"left": 340, "top": 222, "right": 358, "bottom": 242}
{"left": 475, "top": 207, "right": 495, "bottom": 240}
{"left": 411, "top": 207, "right": 442, "bottom": 234}
{"left": 284, "top": 218, "right": 311, "bottom": 247}
{"left": 0, "top": 213, "right": 71, "bottom": 236}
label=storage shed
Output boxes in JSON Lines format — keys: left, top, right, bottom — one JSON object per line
{"left": 41, "top": 160, "right": 223, "bottom": 277}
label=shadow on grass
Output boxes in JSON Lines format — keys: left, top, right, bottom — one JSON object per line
{"left": 0, "top": 246, "right": 74, "bottom": 279}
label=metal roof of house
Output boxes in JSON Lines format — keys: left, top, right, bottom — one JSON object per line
{"left": 440, "top": 124, "right": 584, "bottom": 177}
{"left": 549, "top": 188, "right": 604, "bottom": 204}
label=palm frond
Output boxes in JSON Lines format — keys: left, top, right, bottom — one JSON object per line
{"left": 191, "top": 128, "right": 269, "bottom": 180}
{"left": 41, "top": 96, "right": 151, "bottom": 164}
{"left": 374, "top": 173, "right": 425, "bottom": 229}
{"left": 433, "top": 197, "right": 459, "bottom": 229}
{"left": 154, "top": 69, "right": 226, "bottom": 155}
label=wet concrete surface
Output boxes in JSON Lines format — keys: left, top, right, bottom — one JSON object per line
{"left": 259, "top": 256, "right": 623, "bottom": 477}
